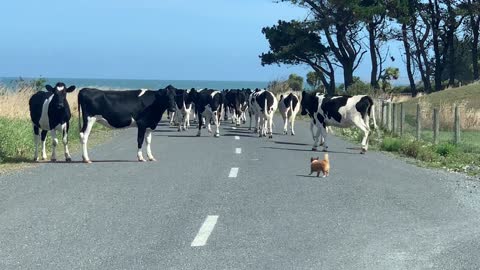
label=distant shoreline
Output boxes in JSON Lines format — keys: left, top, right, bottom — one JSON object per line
{"left": 0, "top": 77, "right": 269, "bottom": 90}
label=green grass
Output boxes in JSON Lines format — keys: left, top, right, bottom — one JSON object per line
{"left": 403, "top": 83, "right": 480, "bottom": 110}
{"left": 335, "top": 127, "right": 480, "bottom": 176}
{"left": 0, "top": 117, "right": 112, "bottom": 165}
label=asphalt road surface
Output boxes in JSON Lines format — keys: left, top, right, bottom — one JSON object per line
{"left": 1, "top": 117, "right": 480, "bottom": 270}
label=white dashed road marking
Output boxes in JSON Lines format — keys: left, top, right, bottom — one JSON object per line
{"left": 191, "top": 215, "right": 219, "bottom": 247}
{"left": 235, "top": 148, "right": 242, "bottom": 154}
{"left": 229, "top": 167, "right": 239, "bottom": 178}
{"left": 234, "top": 136, "right": 240, "bottom": 140}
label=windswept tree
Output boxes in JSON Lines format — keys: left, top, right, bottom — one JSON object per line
{"left": 260, "top": 20, "right": 337, "bottom": 95}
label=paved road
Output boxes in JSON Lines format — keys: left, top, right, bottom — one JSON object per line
{"left": 1, "top": 117, "right": 480, "bottom": 269}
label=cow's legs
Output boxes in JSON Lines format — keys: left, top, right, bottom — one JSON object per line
{"left": 80, "top": 116, "right": 96, "bottom": 163}
{"left": 282, "top": 111, "right": 288, "bottom": 135}
{"left": 50, "top": 128, "right": 59, "bottom": 162}
{"left": 355, "top": 119, "right": 370, "bottom": 154}
{"left": 290, "top": 112, "right": 297, "bottom": 136}
{"left": 40, "top": 130, "right": 48, "bottom": 160}
{"left": 254, "top": 114, "right": 260, "bottom": 134}
{"left": 248, "top": 111, "right": 253, "bottom": 130}
{"left": 267, "top": 114, "right": 274, "bottom": 139}
{"left": 62, "top": 122, "right": 72, "bottom": 162}
{"left": 33, "top": 126, "right": 40, "bottom": 161}
{"left": 312, "top": 124, "right": 323, "bottom": 151}
{"left": 213, "top": 111, "right": 220, "bottom": 137}
{"left": 144, "top": 129, "right": 156, "bottom": 161}
{"left": 196, "top": 111, "right": 203, "bottom": 136}
{"left": 137, "top": 127, "right": 147, "bottom": 162}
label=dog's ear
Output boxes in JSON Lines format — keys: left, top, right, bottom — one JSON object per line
{"left": 310, "top": 157, "right": 314, "bottom": 162}
{"left": 317, "top": 156, "right": 320, "bottom": 160}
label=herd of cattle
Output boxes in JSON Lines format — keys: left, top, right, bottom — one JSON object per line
{"left": 28, "top": 82, "right": 377, "bottom": 163}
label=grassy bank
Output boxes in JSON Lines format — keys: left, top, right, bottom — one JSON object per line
{"left": 335, "top": 128, "right": 480, "bottom": 176}
{"left": 0, "top": 85, "right": 112, "bottom": 172}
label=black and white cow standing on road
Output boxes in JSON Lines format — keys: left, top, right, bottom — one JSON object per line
{"left": 249, "top": 89, "right": 278, "bottom": 138}
{"left": 301, "top": 91, "right": 377, "bottom": 153}
{"left": 224, "top": 89, "right": 249, "bottom": 126}
{"left": 77, "top": 87, "right": 176, "bottom": 163}
{"left": 189, "top": 89, "right": 223, "bottom": 137}
{"left": 29, "top": 82, "right": 76, "bottom": 162}
{"left": 168, "top": 86, "right": 195, "bottom": 131}
{"left": 279, "top": 93, "right": 300, "bottom": 136}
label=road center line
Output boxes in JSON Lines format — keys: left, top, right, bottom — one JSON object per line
{"left": 191, "top": 215, "right": 219, "bottom": 247}
{"left": 235, "top": 148, "right": 242, "bottom": 154}
{"left": 234, "top": 136, "right": 240, "bottom": 140}
{"left": 229, "top": 167, "right": 239, "bottom": 178}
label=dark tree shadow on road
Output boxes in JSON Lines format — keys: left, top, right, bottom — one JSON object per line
{"left": 273, "top": 141, "right": 310, "bottom": 146}
{"left": 44, "top": 160, "right": 140, "bottom": 164}
{"left": 262, "top": 146, "right": 360, "bottom": 155}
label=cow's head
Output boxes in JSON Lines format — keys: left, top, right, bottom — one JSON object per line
{"left": 46, "top": 82, "right": 76, "bottom": 110}
{"left": 157, "top": 86, "right": 176, "bottom": 113}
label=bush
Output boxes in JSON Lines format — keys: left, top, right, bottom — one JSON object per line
{"left": 381, "top": 137, "right": 403, "bottom": 152}
{"left": 435, "top": 143, "right": 457, "bottom": 157}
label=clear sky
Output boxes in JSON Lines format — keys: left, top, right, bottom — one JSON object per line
{"left": 0, "top": 0, "right": 405, "bottom": 83}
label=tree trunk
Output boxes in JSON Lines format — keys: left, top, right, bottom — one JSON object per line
{"left": 472, "top": 14, "right": 480, "bottom": 81}
{"left": 402, "top": 23, "right": 417, "bottom": 97}
{"left": 447, "top": 30, "right": 456, "bottom": 87}
{"left": 343, "top": 62, "right": 354, "bottom": 92}
{"left": 368, "top": 23, "right": 379, "bottom": 90}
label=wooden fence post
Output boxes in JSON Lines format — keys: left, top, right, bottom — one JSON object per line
{"left": 387, "top": 102, "right": 392, "bottom": 132}
{"left": 454, "top": 105, "right": 461, "bottom": 144}
{"left": 400, "top": 103, "right": 405, "bottom": 136}
{"left": 416, "top": 104, "right": 421, "bottom": 141}
{"left": 433, "top": 108, "right": 439, "bottom": 144}
{"left": 381, "top": 101, "right": 385, "bottom": 128}
{"left": 392, "top": 103, "right": 397, "bottom": 134}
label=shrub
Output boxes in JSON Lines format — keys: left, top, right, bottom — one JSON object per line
{"left": 381, "top": 137, "right": 403, "bottom": 152}
{"left": 435, "top": 143, "right": 457, "bottom": 157}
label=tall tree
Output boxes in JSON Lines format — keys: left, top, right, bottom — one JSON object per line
{"left": 260, "top": 20, "right": 337, "bottom": 95}
{"left": 389, "top": 0, "right": 418, "bottom": 96}
{"left": 356, "top": 0, "right": 389, "bottom": 90}
{"left": 461, "top": 0, "right": 480, "bottom": 81}
{"left": 279, "top": 0, "right": 367, "bottom": 90}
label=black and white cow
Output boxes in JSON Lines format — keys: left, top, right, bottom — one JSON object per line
{"left": 224, "top": 89, "right": 249, "bottom": 126}
{"left": 301, "top": 91, "right": 377, "bottom": 153}
{"left": 189, "top": 89, "right": 223, "bottom": 137}
{"left": 279, "top": 93, "right": 300, "bottom": 136}
{"left": 168, "top": 86, "right": 195, "bottom": 131}
{"left": 29, "top": 82, "right": 76, "bottom": 162}
{"left": 249, "top": 89, "right": 278, "bottom": 138}
{"left": 77, "top": 86, "right": 176, "bottom": 163}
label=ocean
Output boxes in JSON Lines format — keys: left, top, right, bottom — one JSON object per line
{"left": 0, "top": 77, "right": 269, "bottom": 91}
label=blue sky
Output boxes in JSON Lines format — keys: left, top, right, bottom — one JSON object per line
{"left": 0, "top": 0, "right": 405, "bottom": 83}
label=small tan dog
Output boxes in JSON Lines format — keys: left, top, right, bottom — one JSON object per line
{"left": 309, "top": 153, "right": 330, "bottom": 177}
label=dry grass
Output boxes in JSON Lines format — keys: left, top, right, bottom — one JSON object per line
{"left": 416, "top": 100, "right": 480, "bottom": 131}
{"left": 0, "top": 86, "right": 79, "bottom": 120}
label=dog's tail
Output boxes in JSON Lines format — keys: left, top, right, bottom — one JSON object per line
{"left": 324, "top": 153, "right": 329, "bottom": 161}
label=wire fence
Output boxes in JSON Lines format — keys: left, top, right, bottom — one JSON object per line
{"left": 374, "top": 99, "right": 480, "bottom": 152}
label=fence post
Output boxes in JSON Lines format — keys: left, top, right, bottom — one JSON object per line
{"left": 392, "top": 103, "right": 397, "bottom": 134}
{"left": 381, "top": 101, "right": 385, "bottom": 128}
{"left": 387, "top": 102, "right": 392, "bottom": 132}
{"left": 454, "top": 105, "right": 461, "bottom": 144}
{"left": 433, "top": 108, "right": 439, "bottom": 144}
{"left": 400, "top": 103, "right": 405, "bottom": 137}
{"left": 416, "top": 103, "right": 421, "bottom": 141}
